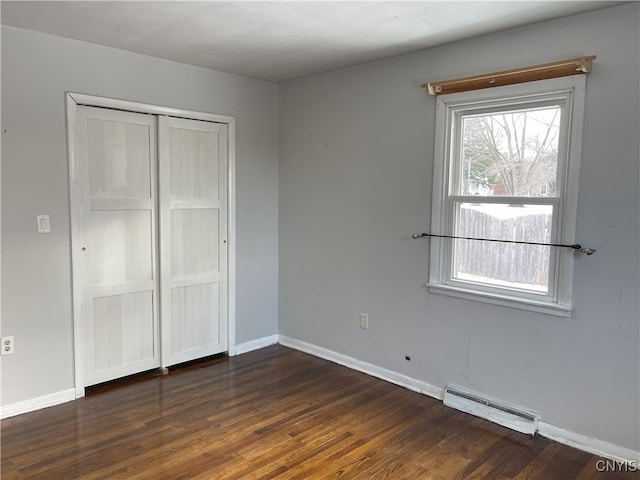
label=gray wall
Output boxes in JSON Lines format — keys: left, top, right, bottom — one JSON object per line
{"left": 1, "top": 26, "right": 279, "bottom": 405}
{"left": 279, "top": 4, "right": 639, "bottom": 451}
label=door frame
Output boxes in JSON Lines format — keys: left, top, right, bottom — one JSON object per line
{"left": 66, "top": 92, "right": 237, "bottom": 398}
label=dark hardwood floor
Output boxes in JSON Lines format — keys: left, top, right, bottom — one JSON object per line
{"left": 1, "top": 345, "right": 637, "bottom": 479}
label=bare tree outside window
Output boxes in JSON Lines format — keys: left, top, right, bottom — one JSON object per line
{"left": 460, "top": 107, "right": 560, "bottom": 197}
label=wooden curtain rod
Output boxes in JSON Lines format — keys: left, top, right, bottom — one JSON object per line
{"left": 422, "top": 55, "right": 596, "bottom": 96}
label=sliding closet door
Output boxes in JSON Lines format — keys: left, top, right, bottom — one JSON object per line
{"left": 159, "top": 116, "right": 228, "bottom": 367}
{"left": 73, "top": 106, "right": 160, "bottom": 386}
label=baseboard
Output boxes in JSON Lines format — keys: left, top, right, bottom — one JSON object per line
{"left": 1, "top": 388, "right": 76, "bottom": 419}
{"left": 278, "top": 334, "right": 639, "bottom": 464}
{"left": 0, "top": 336, "right": 280, "bottom": 418}
{"left": 277, "top": 335, "right": 444, "bottom": 400}
{"left": 538, "top": 422, "right": 640, "bottom": 464}
{"left": 234, "top": 334, "right": 279, "bottom": 355}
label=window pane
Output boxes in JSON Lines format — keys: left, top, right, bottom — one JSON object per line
{"left": 460, "top": 106, "right": 561, "bottom": 197}
{"left": 453, "top": 203, "right": 552, "bottom": 293}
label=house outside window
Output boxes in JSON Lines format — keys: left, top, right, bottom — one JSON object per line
{"left": 428, "top": 76, "right": 586, "bottom": 317}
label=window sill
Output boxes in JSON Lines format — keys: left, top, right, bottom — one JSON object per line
{"left": 426, "top": 283, "right": 573, "bottom": 319}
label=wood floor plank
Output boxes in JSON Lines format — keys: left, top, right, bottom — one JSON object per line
{"left": 1, "top": 345, "right": 636, "bottom": 479}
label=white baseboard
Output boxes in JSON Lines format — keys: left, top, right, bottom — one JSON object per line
{"left": 538, "top": 422, "right": 640, "bottom": 464}
{"left": 278, "top": 335, "right": 444, "bottom": 400}
{"left": 0, "top": 336, "right": 280, "bottom": 419}
{"left": 1, "top": 388, "right": 76, "bottom": 419}
{"left": 278, "top": 334, "right": 640, "bottom": 464}
{"left": 234, "top": 334, "right": 279, "bottom": 355}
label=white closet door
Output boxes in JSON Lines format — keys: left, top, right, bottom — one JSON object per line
{"left": 159, "top": 116, "right": 228, "bottom": 367}
{"left": 74, "top": 106, "right": 160, "bottom": 386}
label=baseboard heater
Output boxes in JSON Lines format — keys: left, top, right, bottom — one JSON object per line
{"left": 443, "top": 386, "right": 539, "bottom": 436}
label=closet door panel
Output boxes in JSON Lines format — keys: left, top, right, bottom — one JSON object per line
{"left": 170, "top": 209, "right": 219, "bottom": 277}
{"left": 169, "top": 127, "right": 219, "bottom": 200}
{"left": 87, "top": 118, "right": 152, "bottom": 199}
{"left": 74, "top": 106, "right": 160, "bottom": 387}
{"left": 91, "top": 291, "right": 155, "bottom": 371}
{"left": 159, "top": 116, "right": 228, "bottom": 367}
{"left": 170, "top": 283, "right": 220, "bottom": 354}
{"left": 89, "top": 210, "right": 153, "bottom": 286}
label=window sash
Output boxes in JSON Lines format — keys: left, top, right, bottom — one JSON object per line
{"left": 449, "top": 100, "right": 569, "bottom": 199}
{"left": 444, "top": 198, "right": 560, "bottom": 302}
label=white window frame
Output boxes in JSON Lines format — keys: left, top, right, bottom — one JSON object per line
{"left": 428, "top": 76, "right": 586, "bottom": 317}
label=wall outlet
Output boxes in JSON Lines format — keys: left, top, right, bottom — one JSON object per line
{"left": 360, "top": 312, "right": 369, "bottom": 330}
{"left": 36, "top": 214, "right": 51, "bottom": 233}
{"left": 1, "top": 336, "right": 15, "bottom": 355}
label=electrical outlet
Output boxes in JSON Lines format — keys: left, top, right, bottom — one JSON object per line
{"left": 360, "top": 312, "right": 369, "bottom": 330}
{"left": 1, "top": 336, "right": 15, "bottom": 355}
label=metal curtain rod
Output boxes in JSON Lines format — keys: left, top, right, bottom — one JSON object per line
{"left": 411, "top": 232, "right": 596, "bottom": 255}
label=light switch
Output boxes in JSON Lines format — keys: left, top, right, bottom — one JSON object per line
{"left": 36, "top": 214, "right": 51, "bottom": 233}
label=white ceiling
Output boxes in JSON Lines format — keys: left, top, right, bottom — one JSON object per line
{"left": 1, "top": 1, "right": 624, "bottom": 82}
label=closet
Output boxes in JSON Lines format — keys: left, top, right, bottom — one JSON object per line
{"left": 69, "top": 97, "right": 229, "bottom": 388}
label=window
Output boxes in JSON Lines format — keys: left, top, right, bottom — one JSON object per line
{"left": 428, "top": 76, "right": 586, "bottom": 316}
